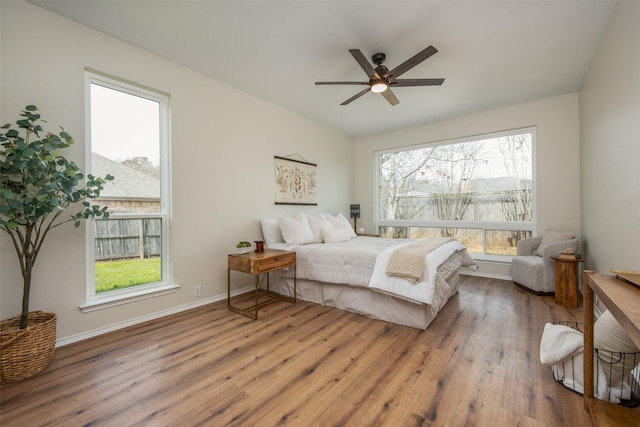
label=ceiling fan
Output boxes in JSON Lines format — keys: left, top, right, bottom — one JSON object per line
{"left": 315, "top": 46, "right": 444, "bottom": 106}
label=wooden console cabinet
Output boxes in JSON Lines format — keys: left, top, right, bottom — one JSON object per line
{"left": 583, "top": 271, "right": 640, "bottom": 426}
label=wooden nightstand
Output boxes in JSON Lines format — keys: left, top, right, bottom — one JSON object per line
{"left": 551, "top": 256, "right": 584, "bottom": 307}
{"left": 227, "top": 249, "right": 296, "bottom": 320}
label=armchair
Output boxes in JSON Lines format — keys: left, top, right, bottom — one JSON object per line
{"left": 511, "top": 232, "right": 579, "bottom": 295}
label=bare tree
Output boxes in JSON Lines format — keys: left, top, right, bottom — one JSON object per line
{"left": 121, "top": 156, "right": 160, "bottom": 179}
{"left": 378, "top": 147, "right": 434, "bottom": 220}
{"left": 428, "top": 141, "right": 485, "bottom": 236}
{"left": 497, "top": 134, "right": 532, "bottom": 245}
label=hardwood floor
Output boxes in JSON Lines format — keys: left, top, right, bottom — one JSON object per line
{"left": 1, "top": 276, "right": 600, "bottom": 426}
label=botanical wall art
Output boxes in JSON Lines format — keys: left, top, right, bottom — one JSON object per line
{"left": 274, "top": 155, "right": 317, "bottom": 205}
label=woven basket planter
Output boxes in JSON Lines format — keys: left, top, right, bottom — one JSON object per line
{"left": 1, "top": 311, "right": 57, "bottom": 383}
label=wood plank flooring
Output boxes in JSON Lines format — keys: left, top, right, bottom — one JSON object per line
{"left": 0, "top": 276, "right": 601, "bottom": 426}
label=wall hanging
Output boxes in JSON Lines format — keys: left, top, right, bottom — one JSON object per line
{"left": 274, "top": 155, "right": 317, "bottom": 205}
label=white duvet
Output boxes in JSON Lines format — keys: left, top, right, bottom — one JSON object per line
{"left": 269, "top": 236, "right": 402, "bottom": 288}
{"left": 270, "top": 236, "right": 477, "bottom": 306}
{"left": 369, "top": 240, "right": 470, "bottom": 305}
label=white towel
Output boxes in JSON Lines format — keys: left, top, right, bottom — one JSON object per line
{"left": 540, "top": 323, "right": 584, "bottom": 365}
{"left": 551, "top": 351, "right": 630, "bottom": 403}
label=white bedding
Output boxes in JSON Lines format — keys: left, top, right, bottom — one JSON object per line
{"left": 268, "top": 236, "right": 405, "bottom": 288}
{"left": 270, "top": 236, "right": 477, "bottom": 306}
{"left": 370, "top": 239, "right": 473, "bottom": 305}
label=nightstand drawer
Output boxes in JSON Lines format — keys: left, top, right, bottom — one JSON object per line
{"left": 255, "top": 252, "right": 296, "bottom": 273}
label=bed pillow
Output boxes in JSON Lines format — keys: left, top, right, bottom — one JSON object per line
{"left": 260, "top": 218, "right": 284, "bottom": 245}
{"left": 324, "top": 213, "right": 357, "bottom": 239}
{"left": 305, "top": 214, "right": 332, "bottom": 243}
{"left": 535, "top": 230, "right": 575, "bottom": 256}
{"left": 321, "top": 227, "right": 352, "bottom": 243}
{"left": 278, "top": 213, "right": 315, "bottom": 245}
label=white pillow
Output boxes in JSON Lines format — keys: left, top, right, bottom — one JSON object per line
{"left": 278, "top": 213, "right": 315, "bottom": 245}
{"left": 535, "top": 230, "right": 575, "bottom": 256}
{"left": 305, "top": 214, "right": 332, "bottom": 243}
{"left": 321, "top": 227, "right": 352, "bottom": 243}
{"left": 260, "top": 218, "right": 283, "bottom": 245}
{"left": 325, "top": 213, "right": 357, "bottom": 239}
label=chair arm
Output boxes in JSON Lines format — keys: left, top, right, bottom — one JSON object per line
{"left": 516, "top": 236, "right": 543, "bottom": 256}
{"left": 541, "top": 238, "right": 580, "bottom": 258}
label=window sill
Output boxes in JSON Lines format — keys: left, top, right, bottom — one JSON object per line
{"left": 470, "top": 254, "right": 514, "bottom": 264}
{"left": 80, "top": 283, "right": 180, "bottom": 313}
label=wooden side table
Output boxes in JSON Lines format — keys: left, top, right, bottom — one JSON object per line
{"left": 551, "top": 256, "right": 584, "bottom": 307}
{"left": 227, "top": 249, "right": 296, "bottom": 320}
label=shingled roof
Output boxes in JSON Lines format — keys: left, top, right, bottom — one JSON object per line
{"left": 91, "top": 153, "right": 159, "bottom": 201}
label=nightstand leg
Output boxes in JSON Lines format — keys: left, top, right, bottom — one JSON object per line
{"left": 254, "top": 274, "right": 259, "bottom": 319}
{"left": 227, "top": 269, "right": 259, "bottom": 320}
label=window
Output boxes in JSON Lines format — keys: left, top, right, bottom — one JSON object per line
{"left": 375, "top": 128, "right": 535, "bottom": 258}
{"left": 82, "top": 71, "right": 174, "bottom": 310}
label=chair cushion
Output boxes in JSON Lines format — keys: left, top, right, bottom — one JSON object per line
{"left": 512, "top": 255, "right": 544, "bottom": 292}
{"left": 535, "top": 230, "right": 575, "bottom": 256}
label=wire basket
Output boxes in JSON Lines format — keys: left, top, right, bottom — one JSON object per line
{"left": 551, "top": 321, "right": 640, "bottom": 408}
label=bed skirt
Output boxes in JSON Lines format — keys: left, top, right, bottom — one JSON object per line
{"left": 264, "top": 272, "right": 461, "bottom": 330}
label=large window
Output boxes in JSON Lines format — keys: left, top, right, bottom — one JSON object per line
{"left": 83, "top": 71, "right": 173, "bottom": 310}
{"left": 375, "top": 129, "right": 535, "bottom": 258}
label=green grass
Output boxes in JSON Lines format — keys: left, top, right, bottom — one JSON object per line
{"left": 95, "top": 257, "right": 161, "bottom": 293}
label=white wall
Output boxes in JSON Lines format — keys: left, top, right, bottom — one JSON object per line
{"left": 0, "top": 1, "right": 353, "bottom": 342}
{"left": 580, "top": 1, "right": 640, "bottom": 275}
{"left": 353, "top": 93, "right": 582, "bottom": 278}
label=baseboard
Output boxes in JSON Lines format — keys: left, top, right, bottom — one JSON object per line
{"left": 461, "top": 269, "right": 512, "bottom": 282}
{"left": 56, "top": 285, "right": 254, "bottom": 347}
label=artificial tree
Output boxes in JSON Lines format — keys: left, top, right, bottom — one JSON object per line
{"left": 0, "top": 105, "right": 114, "bottom": 329}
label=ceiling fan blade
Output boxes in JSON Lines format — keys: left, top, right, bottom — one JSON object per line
{"left": 380, "top": 88, "right": 399, "bottom": 106}
{"left": 341, "top": 88, "right": 371, "bottom": 105}
{"left": 315, "top": 81, "right": 369, "bottom": 86}
{"left": 391, "top": 78, "right": 445, "bottom": 87}
{"left": 349, "top": 49, "right": 380, "bottom": 79}
{"left": 385, "top": 46, "right": 438, "bottom": 80}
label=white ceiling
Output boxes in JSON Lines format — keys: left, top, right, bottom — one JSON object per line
{"left": 30, "top": 1, "right": 615, "bottom": 137}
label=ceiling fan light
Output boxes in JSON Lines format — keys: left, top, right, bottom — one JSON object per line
{"left": 371, "top": 81, "right": 388, "bottom": 93}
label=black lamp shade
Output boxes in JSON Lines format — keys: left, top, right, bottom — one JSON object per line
{"left": 350, "top": 204, "right": 361, "bottom": 219}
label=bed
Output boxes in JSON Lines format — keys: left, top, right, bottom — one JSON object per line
{"left": 261, "top": 215, "right": 477, "bottom": 329}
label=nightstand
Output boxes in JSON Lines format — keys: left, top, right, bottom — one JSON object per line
{"left": 227, "top": 249, "right": 296, "bottom": 320}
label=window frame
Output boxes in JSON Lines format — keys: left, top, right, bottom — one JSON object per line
{"left": 81, "top": 70, "right": 175, "bottom": 312}
{"left": 374, "top": 127, "right": 537, "bottom": 261}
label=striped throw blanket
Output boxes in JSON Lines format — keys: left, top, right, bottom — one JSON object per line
{"left": 385, "top": 237, "right": 454, "bottom": 284}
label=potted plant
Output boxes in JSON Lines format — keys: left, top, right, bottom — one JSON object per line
{"left": 236, "top": 241, "right": 253, "bottom": 254}
{"left": 0, "top": 105, "right": 114, "bottom": 383}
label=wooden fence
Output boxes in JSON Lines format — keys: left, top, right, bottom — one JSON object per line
{"left": 94, "top": 219, "right": 161, "bottom": 261}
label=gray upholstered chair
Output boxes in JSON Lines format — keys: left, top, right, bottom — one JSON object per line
{"left": 511, "top": 232, "right": 579, "bottom": 295}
